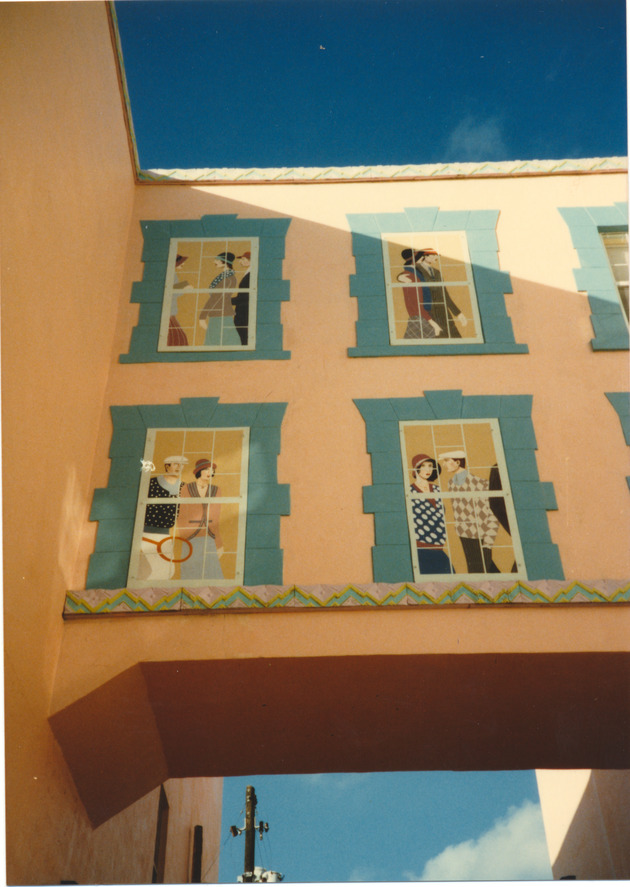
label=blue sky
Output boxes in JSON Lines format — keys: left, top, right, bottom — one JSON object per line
{"left": 114, "top": 0, "right": 627, "bottom": 170}
{"left": 217, "top": 771, "right": 552, "bottom": 882}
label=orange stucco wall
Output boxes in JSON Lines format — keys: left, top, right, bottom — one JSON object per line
{"left": 2, "top": 1, "right": 629, "bottom": 882}
{"left": 1, "top": 4, "right": 221, "bottom": 884}
{"left": 56, "top": 777, "right": 222, "bottom": 884}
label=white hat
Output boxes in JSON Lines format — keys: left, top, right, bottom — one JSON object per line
{"left": 439, "top": 450, "right": 466, "bottom": 460}
{"left": 164, "top": 455, "right": 189, "bottom": 464}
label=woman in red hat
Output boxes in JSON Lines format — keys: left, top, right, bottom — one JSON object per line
{"left": 410, "top": 453, "right": 453, "bottom": 575}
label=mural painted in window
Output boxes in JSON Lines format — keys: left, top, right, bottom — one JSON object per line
{"left": 401, "top": 419, "right": 525, "bottom": 580}
{"left": 158, "top": 238, "right": 257, "bottom": 351}
{"left": 128, "top": 428, "right": 249, "bottom": 587}
{"left": 601, "top": 230, "right": 629, "bottom": 322}
{"left": 382, "top": 232, "right": 483, "bottom": 345}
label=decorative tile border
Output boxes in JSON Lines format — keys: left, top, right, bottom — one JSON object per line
{"left": 64, "top": 579, "right": 630, "bottom": 615}
{"left": 137, "top": 158, "right": 628, "bottom": 185}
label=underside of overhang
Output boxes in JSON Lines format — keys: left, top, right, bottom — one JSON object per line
{"left": 49, "top": 651, "right": 630, "bottom": 827}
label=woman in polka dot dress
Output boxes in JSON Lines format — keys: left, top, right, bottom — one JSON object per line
{"left": 410, "top": 453, "right": 454, "bottom": 575}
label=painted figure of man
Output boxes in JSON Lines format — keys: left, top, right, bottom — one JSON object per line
{"left": 439, "top": 449, "right": 500, "bottom": 574}
{"left": 232, "top": 251, "right": 251, "bottom": 346}
{"left": 397, "top": 271, "right": 442, "bottom": 339}
{"left": 401, "top": 248, "right": 468, "bottom": 339}
{"left": 198, "top": 252, "right": 240, "bottom": 347}
{"left": 410, "top": 453, "right": 453, "bottom": 574}
{"left": 140, "top": 456, "right": 188, "bottom": 580}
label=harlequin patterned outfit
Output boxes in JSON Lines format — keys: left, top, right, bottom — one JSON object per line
{"left": 141, "top": 475, "right": 182, "bottom": 581}
{"left": 447, "top": 470, "right": 500, "bottom": 573}
{"left": 410, "top": 483, "right": 453, "bottom": 574}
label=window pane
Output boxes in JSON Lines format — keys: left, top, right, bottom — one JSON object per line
{"left": 601, "top": 231, "right": 629, "bottom": 322}
{"left": 158, "top": 238, "right": 257, "bottom": 351}
{"left": 401, "top": 419, "right": 525, "bottom": 580}
{"left": 382, "top": 232, "right": 484, "bottom": 345}
{"left": 128, "top": 427, "right": 249, "bottom": 586}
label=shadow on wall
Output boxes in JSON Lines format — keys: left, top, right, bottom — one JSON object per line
{"left": 49, "top": 653, "right": 630, "bottom": 827}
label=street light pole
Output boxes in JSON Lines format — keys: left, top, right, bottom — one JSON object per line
{"left": 243, "top": 785, "right": 257, "bottom": 882}
{"left": 229, "top": 785, "right": 278, "bottom": 883}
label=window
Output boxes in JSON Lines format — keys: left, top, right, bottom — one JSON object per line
{"left": 355, "top": 391, "right": 563, "bottom": 585}
{"left": 347, "top": 207, "right": 527, "bottom": 357}
{"left": 601, "top": 230, "right": 629, "bottom": 322}
{"left": 128, "top": 427, "right": 249, "bottom": 587}
{"left": 606, "top": 392, "right": 630, "bottom": 490}
{"left": 382, "top": 231, "right": 483, "bottom": 344}
{"left": 401, "top": 419, "right": 524, "bottom": 580}
{"left": 81, "top": 398, "right": 289, "bottom": 603}
{"left": 559, "top": 202, "right": 628, "bottom": 350}
{"left": 158, "top": 238, "right": 257, "bottom": 351}
{"left": 121, "top": 215, "right": 291, "bottom": 363}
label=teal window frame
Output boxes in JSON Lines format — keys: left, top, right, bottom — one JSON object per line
{"left": 346, "top": 207, "right": 528, "bottom": 356}
{"left": 86, "top": 398, "right": 289, "bottom": 589}
{"left": 121, "top": 215, "right": 291, "bottom": 362}
{"left": 355, "top": 390, "right": 563, "bottom": 584}
{"left": 606, "top": 392, "right": 630, "bottom": 489}
{"left": 559, "top": 203, "right": 629, "bottom": 351}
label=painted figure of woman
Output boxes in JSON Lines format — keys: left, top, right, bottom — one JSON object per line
{"left": 198, "top": 252, "right": 241, "bottom": 347}
{"left": 410, "top": 453, "right": 454, "bottom": 574}
{"left": 177, "top": 458, "right": 224, "bottom": 581}
{"left": 167, "top": 253, "right": 190, "bottom": 347}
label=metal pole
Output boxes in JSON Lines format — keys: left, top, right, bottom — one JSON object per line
{"left": 243, "top": 785, "right": 257, "bottom": 882}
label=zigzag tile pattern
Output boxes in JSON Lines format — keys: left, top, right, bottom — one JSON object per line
{"left": 64, "top": 579, "right": 630, "bottom": 616}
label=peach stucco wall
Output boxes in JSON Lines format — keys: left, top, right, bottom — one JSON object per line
{"left": 75, "top": 171, "right": 630, "bottom": 588}
{"left": 52, "top": 167, "right": 629, "bottom": 829}
{"left": 537, "top": 769, "right": 630, "bottom": 879}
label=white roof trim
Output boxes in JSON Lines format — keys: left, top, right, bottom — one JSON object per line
{"left": 139, "top": 156, "right": 628, "bottom": 184}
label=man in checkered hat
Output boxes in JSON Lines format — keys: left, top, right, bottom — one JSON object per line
{"left": 439, "top": 450, "right": 500, "bottom": 574}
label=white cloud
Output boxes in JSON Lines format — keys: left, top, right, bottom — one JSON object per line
{"left": 298, "top": 773, "right": 370, "bottom": 791}
{"left": 404, "top": 799, "right": 552, "bottom": 881}
{"left": 348, "top": 865, "right": 379, "bottom": 881}
{"left": 445, "top": 116, "right": 510, "bottom": 162}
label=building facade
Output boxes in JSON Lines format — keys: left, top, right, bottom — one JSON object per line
{"left": 2, "top": 2, "right": 629, "bottom": 883}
